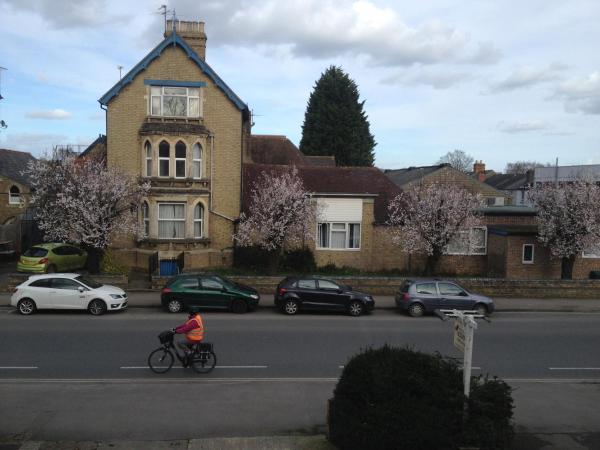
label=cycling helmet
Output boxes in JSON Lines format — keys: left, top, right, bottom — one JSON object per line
{"left": 188, "top": 307, "right": 200, "bottom": 316}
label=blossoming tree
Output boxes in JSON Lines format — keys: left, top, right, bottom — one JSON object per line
{"left": 388, "top": 183, "right": 483, "bottom": 275}
{"left": 24, "top": 156, "right": 150, "bottom": 273}
{"left": 529, "top": 179, "right": 600, "bottom": 279}
{"left": 234, "top": 167, "right": 318, "bottom": 273}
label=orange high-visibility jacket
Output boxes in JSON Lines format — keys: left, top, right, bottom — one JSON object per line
{"left": 186, "top": 315, "right": 204, "bottom": 343}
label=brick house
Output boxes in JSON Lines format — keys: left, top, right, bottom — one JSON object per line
{"left": 98, "top": 20, "right": 251, "bottom": 270}
{"left": 0, "top": 148, "right": 34, "bottom": 225}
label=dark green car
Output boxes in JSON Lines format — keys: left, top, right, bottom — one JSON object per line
{"left": 161, "top": 273, "right": 260, "bottom": 314}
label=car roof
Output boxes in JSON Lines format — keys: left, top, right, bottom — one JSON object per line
{"left": 27, "top": 273, "right": 81, "bottom": 281}
{"left": 30, "top": 243, "right": 74, "bottom": 250}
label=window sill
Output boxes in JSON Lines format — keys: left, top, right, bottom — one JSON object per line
{"left": 143, "top": 238, "right": 210, "bottom": 244}
{"left": 315, "top": 248, "right": 362, "bottom": 252}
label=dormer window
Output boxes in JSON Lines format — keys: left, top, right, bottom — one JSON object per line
{"left": 150, "top": 86, "right": 200, "bottom": 118}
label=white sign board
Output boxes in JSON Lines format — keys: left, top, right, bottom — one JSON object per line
{"left": 453, "top": 319, "right": 465, "bottom": 352}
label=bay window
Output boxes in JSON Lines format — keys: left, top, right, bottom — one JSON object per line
{"left": 158, "top": 141, "right": 170, "bottom": 177}
{"left": 144, "top": 141, "right": 152, "bottom": 177}
{"left": 158, "top": 203, "right": 185, "bottom": 239}
{"left": 192, "top": 143, "right": 202, "bottom": 179}
{"left": 141, "top": 202, "right": 149, "bottom": 236}
{"left": 194, "top": 203, "right": 204, "bottom": 238}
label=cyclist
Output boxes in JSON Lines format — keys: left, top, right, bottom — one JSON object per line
{"left": 173, "top": 307, "right": 204, "bottom": 355}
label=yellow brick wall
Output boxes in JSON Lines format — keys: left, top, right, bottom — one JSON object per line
{"left": 0, "top": 177, "right": 30, "bottom": 224}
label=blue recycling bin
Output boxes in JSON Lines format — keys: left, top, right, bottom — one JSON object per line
{"left": 159, "top": 259, "right": 178, "bottom": 277}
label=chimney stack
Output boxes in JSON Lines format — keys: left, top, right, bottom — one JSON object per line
{"left": 165, "top": 20, "right": 207, "bottom": 61}
{"left": 473, "top": 160, "right": 486, "bottom": 182}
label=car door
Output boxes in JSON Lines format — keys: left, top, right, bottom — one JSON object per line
{"left": 413, "top": 282, "right": 440, "bottom": 311}
{"left": 25, "top": 278, "right": 54, "bottom": 309}
{"left": 199, "top": 276, "right": 231, "bottom": 309}
{"left": 50, "top": 278, "right": 87, "bottom": 309}
{"left": 295, "top": 279, "right": 320, "bottom": 309}
{"left": 437, "top": 282, "right": 473, "bottom": 310}
{"left": 50, "top": 246, "right": 68, "bottom": 271}
{"left": 316, "top": 279, "right": 347, "bottom": 310}
{"left": 176, "top": 277, "right": 202, "bottom": 307}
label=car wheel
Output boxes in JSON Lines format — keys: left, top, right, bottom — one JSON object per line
{"left": 231, "top": 298, "right": 248, "bottom": 314}
{"left": 348, "top": 300, "right": 364, "bottom": 317}
{"left": 17, "top": 298, "right": 36, "bottom": 315}
{"left": 408, "top": 302, "right": 425, "bottom": 317}
{"left": 167, "top": 299, "right": 184, "bottom": 313}
{"left": 283, "top": 299, "right": 299, "bottom": 315}
{"left": 475, "top": 303, "right": 488, "bottom": 316}
{"left": 88, "top": 299, "right": 107, "bottom": 316}
{"left": 46, "top": 264, "right": 57, "bottom": 274}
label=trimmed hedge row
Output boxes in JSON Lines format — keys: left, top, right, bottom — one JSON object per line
{"left": 328, "top": 346, "right": 514, "bottom": 450}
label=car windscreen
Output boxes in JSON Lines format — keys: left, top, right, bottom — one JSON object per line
{"left": 75, "top": 275, "right": 103, "bottom": 289}
{"left": 23, "top": 247, "right": 48, "bottom": 257}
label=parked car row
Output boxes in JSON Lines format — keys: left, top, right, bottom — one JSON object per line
{"left": 10, "top": 272, "right": 495, "bottom": 318}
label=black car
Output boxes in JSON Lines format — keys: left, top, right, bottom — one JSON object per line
{"left": 161, "top": 273, "right": 260, "bottom": 313}
{"left": 274, "top": 276, "right": 375, "bottom": 316}
{"left": 395, "top": 279, "right": 495, "bottom": 317}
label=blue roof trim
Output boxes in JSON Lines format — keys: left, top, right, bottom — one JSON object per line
{"left": 144, "top": 79, "right": 207, "bottom": 87}
{"left": 98, "top": 33, "right": 247, "bottom": 111}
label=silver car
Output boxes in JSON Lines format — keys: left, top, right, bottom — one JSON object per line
{"left": 395, "top": 279, "right": 495, "bottom": 317}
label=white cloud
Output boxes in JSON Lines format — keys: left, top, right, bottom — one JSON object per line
{"left": 488, "top": 64, "right": 566, "bottom": 93}
{"left": 171, "top": 0, "right": 501, "bottom": 67}
{"left": 553, "top": 71, "right": 600, "bottom": 115}
{"left": 497, "top": 121, "right": 550, "bottom": 134}
{"left": 381, "top": 69, "right": 472, "bottom": 89}
{"left": 26, "top": 109, "right": 72, "bottom": 120}
{"left": 0, "top": 132, "right": 68, "bottom": 154}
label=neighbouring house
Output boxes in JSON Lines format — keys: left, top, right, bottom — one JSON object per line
{"left": 0, "top": 148, "right": 36, "bottom": 255}
{"left": 79, "top": 134, "right": 107, "bottom": 161}
{"left": 385, "top": 163, "right": 510, "bottom": 206}
{"left": 535, "top": 164, "right": 600, "bottom": 184}
{"left": 471, "top": 160, "right": 497, "bottom": 182}
{"left": 97, "top": 19, "right": 252, "bottom": 271}
{"left": 483, "top": 171, "right": 534, "bottom": 206}
{"left": 242, "top": 162, "right": 404, "bottom": 271}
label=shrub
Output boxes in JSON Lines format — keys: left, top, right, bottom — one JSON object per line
{"left": 280, "top": 248, "right": 316, "bottom": 273}
{"left": 328, "top": 346, "right": 514, "bottom": 450}
{"left": 328, "top": 346, "right": 464, "bottom": 450}
{"left": 100, "top": 249, "right": 128, "bottom": 275}
{"left": 233, "top": 245, "right": 271, "bottom": 271}
{"left": 464, "top": 376, "right": 514, "bottom": 449}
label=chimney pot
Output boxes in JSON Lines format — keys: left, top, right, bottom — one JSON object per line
{"left": 165, "top": 19, "right": 207, "bottom": 60}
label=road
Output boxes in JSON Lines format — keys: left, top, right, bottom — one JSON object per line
{"left": 1, "top": 308, "right": 600, "bottom": 443}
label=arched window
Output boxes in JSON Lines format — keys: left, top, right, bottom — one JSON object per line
{"left": 175, "top": 141, "right": 186, "bottom": 178}
{"left": 192, "top": 143, "right": 202, "bottom": 179}
{"left": 9, "top": 186, "right": 20, "bottom": 205}
{"left": 144, "top": 141, "right": 152, "bottom": 177}
{"left": 194, "top": 203, "right": 204, "bottom": 238}
{"left": 141, "top": 201, "right": 149, "bottom": 236}
{"left": 158, "top": 141, "right": 170, "bottom": 177}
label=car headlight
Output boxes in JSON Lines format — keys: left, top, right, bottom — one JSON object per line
{"left": 109, "top": 294, "right": 122, "bottom": 299}
{"left": 250, "top": 294, "right": 259, "bottom": 299}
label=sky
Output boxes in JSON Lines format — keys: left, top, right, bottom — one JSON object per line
{"left": 0, "top": 0, "right": 599, "bottom": 172}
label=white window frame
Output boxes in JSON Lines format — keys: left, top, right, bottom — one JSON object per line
{"left": 141, "top": 201, "right": 150, "bottom": 236}
{"left": 158, "top": 141, "right": 170, "bottom": 178}
{"left": 522, "top": 244, "right": 535, "bottom": 264}
{"left": 144, "top": 141, "right": 152, "bottom": 177}
{"left": 445, "top": 226, "right": 487, "bottom": 256}
{"left": 9, "top": 186, "right": 21, "bottom": 205}
{"left": 316, "top": 222, "right": 361, "bottom": 250}
{"left": 194, "top": 203, "right": 204, "bottom": 238}
{"left": 174, "top": 141, "right": 186, "bottom": 179}
{"left": 157, "top": 203, "right": 186, "bottom": 240}
{"left": 149, "top": 86, "right": 201, "bottom": 118}
{"left": 582, "top": 246, "right": 600, "bottom": 259}
{"left": 192, "top": 143, "right": 202, "bottom": 179}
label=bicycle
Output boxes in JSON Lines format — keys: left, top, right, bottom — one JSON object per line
{"left": 147, "top": 330, "right": 217, "bottom": 374}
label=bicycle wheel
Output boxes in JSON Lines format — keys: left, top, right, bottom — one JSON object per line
{"left": 191, "top": 350, "right": 217, "bottom": 374}
{"left": 148, "top": 348, "right": 174, "bottom": 374}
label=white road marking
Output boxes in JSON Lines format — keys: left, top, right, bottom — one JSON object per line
{"left": 120, "top": 365, "right": 268, "bottom": 369}
{"left": 549, "top": 367, "right": 600, "bottom": 370}
{"left": 0, "top": 377, "right": 339, "bottom": 384}
{"left": 338, "top": 365, "right": 481, "bottom": 370}
{"left": 0, "top": 366, "right": 38, "bottom": 369}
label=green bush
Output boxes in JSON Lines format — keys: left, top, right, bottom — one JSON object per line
{"left": 464, "top": 376, "right": 514, "bottom": 449}
{"left": 328, "top": 346, "right": 514, "bottom": 450}
{"left": 100, "top": 249, "right": 128, "bottom": 275}
{"left": 328, "top": 346, "right": 464, "bottom": 450}
{"left": 280, "top": 248, "right": 316, "bottom": 273}
{"left": 233, "top": 246, "right": 271, "bottom": 271}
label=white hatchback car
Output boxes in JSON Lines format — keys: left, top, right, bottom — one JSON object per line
{"left": 11, "top": 273, "right": 128, "bottom": 315}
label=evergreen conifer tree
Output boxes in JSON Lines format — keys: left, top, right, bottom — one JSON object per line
{"left": 300, "top": 66, "right": 375, "bottom": 166}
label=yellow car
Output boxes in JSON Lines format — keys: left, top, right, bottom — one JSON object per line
{"left": 17, "top": 243, "right": 88, "bottom": 273}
